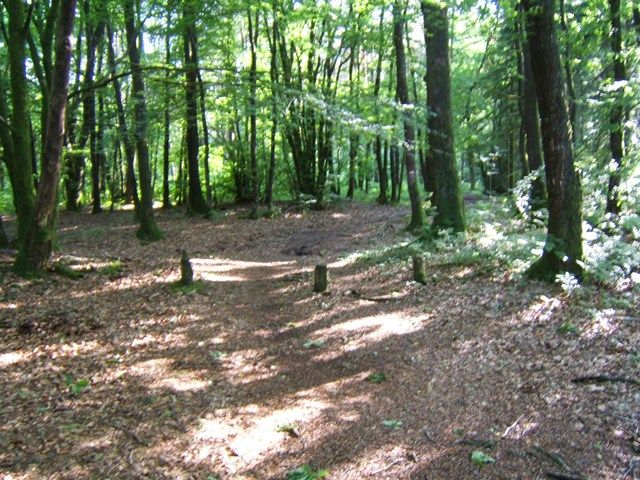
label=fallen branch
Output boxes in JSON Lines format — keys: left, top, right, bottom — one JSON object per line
{"left": 572, "top": 375, "right": 639, "bottom": 386}
{"left": 502, "top": 414, "right": 525, "bottom": 438}
{"left": 370, "top": 459, "right": 401, "bottom": 475}
{"left": 51, "top": 262, "right": 84, "bottom": 279}
{"left": 454, "top": 437, "right": 496, "bottom": 449}
{"left": 362, "top": 296, "right": 403, "bottom": 303}
{"left": 545, "top": 472, "right": 587, "bottom": 480}
{"left": 529, "top": 446, "right": 572, "bottom": 471}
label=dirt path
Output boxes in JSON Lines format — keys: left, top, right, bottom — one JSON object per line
{"left": 0, "top": 203, "right": 638, "bottom": 479}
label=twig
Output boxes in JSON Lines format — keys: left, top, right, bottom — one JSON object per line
{"left": 545, "top": 472, "right": 587, "bottom": 480}
{"left": 371, "top": 459, "right": 401, "bottom": 475}
{"left": 362, "top": 296, "right": 403, "bottom": 303}
{"left": 572, "top": 375, "right": 639, "bottom": 386}
{"left": 502, "top": 414, "right": 525, "bottom": 438}
{"left": 454, "top": 437, "right": 496, "bottom": 448}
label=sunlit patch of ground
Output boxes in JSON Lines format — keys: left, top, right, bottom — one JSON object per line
{"left": 0, "top": 202, "right": 638, "bottom": 479}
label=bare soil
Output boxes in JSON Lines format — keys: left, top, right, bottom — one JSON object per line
{"left": 0, "top": 202, "right": 638, "bottom": 479}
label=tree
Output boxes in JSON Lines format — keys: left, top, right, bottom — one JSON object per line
{"left": 124, "top": 0, "right": 163, "bottom": 240}
{"left": 605, "top": 0, "right": 626, "bottom": 215}
{"left": 516, "top": 5, "right": 545, "bottom": 208}
{"left": 421, "top": 0, "right": 465, "bottom": 232}
{"left": 523, "top": 0, "right": 583, "bottom": 280}
{"left": 106, "top": 23, "right": 139, "bottom": 212}
{"left": 16, "top": 0, "right": 77, "bottom": 274}
{"left": 6, "top": 0, "right": 37, "bottom": 248}
{"left": 183, "top": 0, "right": 209, "bottom": 215}
{"left": 393, "top": 1, "right": 425, "bottom": 232}
{"left": 247, "top": 7, "right": 259, "bottom": 218}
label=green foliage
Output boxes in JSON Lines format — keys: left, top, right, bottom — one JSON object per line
{"left": 276, "top": 423, "right": 299, "bottom": 435}
{"left": 557, "top": 321, "right": 580, "bottom": 336}
{"left": 286, "top": 465, "right": 329, "bottom": 480}
{"left": 302, "top": 339, "right": 326, "bottom": 349}
{"left": 382, "top": 419, "right": 403, "bottom": 429}
{"left": 470, "top": 450, "right": 495, "bottom": 466}
{"left": 209, "top": 350, "right": 227, "bottom": 360}
{"left": 365, "top": 372, "right": 387, "bottom": 384}
{"left": 98, "top": 260, "right": 124, "bottom": 278}
{"left": 171, "top": 280, "right": 206, "bottom": 295}
{"left": 64, "top": 374, "right": 90, "bottom": 396}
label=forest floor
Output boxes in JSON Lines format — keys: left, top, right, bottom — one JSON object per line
{"left": 1, "top": 201, "right": 639, "bottom": 480}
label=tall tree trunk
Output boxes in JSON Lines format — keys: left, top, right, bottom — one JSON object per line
{"left": 558, "top": 0, "right": 577, "bottom": 136}
{"left": 605, "top": 0, "right": 626, "bottom": 215}
{"left": 90, "top": 25, "right": 105, "bottom": 214}
{"left": 106, "top": 25, "right": 139, "bottom": 212}
{"left": 248, "top": 9, "right": 260, "bottom": 218}
{"left": 265, "top": 5, "right": 279, "bottom": 210}
{"left": 517, "top": 7, "right": 546, "bottom": 209}
{"left": 197, "top": 71, "right": 214, "bottom": 205}
{"left": 124, "top": 0, "right": 163, "bottom": 240}
{"left": 6, "top": 0, "right": 36, "bottom": 248}
{"left": 162, "top": 8, "right": 172, "bottom": 209}
{"left": 523, "top": 0, "right": 583, "bottom": 280}
{"left": 421, "top": 1, "right": 465, "bottom": 232}
{"left": 393, "top": 1, "right": 425, "bottom": 232}
{"left": 63, "top": 18, "right": 84, "bottom": 210}
{"left": 346, "top": 41, "right": 358, "bottom": 200}
{"left": 183, "top": 2, "right": 209, "bottom": 215}
{"left": 16, "top": 0, "right": 77, "bottom": 274}
{"left": 373, "top": 9, "right": 387, "bottom": 205}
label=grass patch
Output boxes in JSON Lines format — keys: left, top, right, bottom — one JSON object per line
{"left": 98, "top": 260, "right": 124, "bottom": 278}
{"left": 170, "top": 280, "right": 207, "bottom": 295}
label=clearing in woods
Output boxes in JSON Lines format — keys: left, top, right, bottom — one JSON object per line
{"left": 0, "top": 202, "right": 638, "bottom": 479}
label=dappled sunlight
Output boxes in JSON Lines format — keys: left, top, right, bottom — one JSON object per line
{"left": 0, "top": 350, "right": 30, "bottom": 368}
{"left": 128, "top": 357, "right": 212, "bottom": 392}
{"left": 511, "top": 294, "right": 563, "bottom": 326}
{"left": 310, "top": 311, "right": 429, "bottom": 358}
{"left": 191, "top": 258, "right": 295, "bottom": 282}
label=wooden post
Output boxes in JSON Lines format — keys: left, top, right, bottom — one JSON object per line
{"left": 413, "top": 255, "right": 426, "bottom": 285}
{"left": 180, "top": 249, "right": 194, "bottom": 285}
{"left": 314, "top": 264, "right": 328, "bottom": 293}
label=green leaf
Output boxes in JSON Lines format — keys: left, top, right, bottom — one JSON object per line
{"left": 382, "top": 419, "right": 403, "bottom": 429}
{"left": 365, "top": 372, "right": 387, "bottom": 384}
{"left": 471, "top": 450, "right": 495, "bottom": 466}
{"left": 287, "top": 464, "right": 329, "bottom": 480}
{"left": 302, "top": 339, "right": 325, "bottom": 349}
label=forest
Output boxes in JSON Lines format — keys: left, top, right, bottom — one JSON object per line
{"left": 0, "top": 0, "right": 639, "bottom": 478}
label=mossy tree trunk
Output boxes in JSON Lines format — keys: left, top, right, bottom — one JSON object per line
{"left": 605, "top": 0, "right": 626, "bottom": 215}
{"left": 517, "top": 6, "right": 546, "bottom": 209}
{"left": 183, "top": 1, "right": 209, "bottom": 215}
{"left": 16, "top": 0, "right": 77, "bottom": 274}
{"left": 421, "top": 1, "right": 465, "bottom": 233}
{"left": 523, "top": 0, "right": 583, "bottom": 281}
{"left": 124, "top": 0, "right": 163, "bottom": 241}
{"left": 393, "top": 1, "right": 425, "bottom": 232}
{"left": 6, "top": 0, "right": 37, "bottom": 248}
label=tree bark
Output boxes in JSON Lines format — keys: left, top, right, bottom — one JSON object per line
{"left": 183, "top": 1, "right": 209, "bottom": 215}
{"left": 6, "top": 0, "right": 37, "bottom": 249}
{"left": 421, "top": 1, "right": 465, "bottom": 232}
{"left": 605, "top": 0, "right": 626, "bottom": 215}
{"left": 266, "top": 4, "right": 279, "bottom": 210}
{"left": 16, "top": 0, "right": 77, "bottom": 274}
{"left": 517, "top": 6, "right": 546, "bottom": 208}
{"left": 162, "top": 8, "right": 172, "bottom": 209}
{"left": 248, "top": 8, "right": 260, "bottom": 218}
{"left": 106, "top": 24, "right": 139, "bottom": 212}
{"left": 124, "top": 0, "right": 163, "bottom": 240}
{"left": 523, "top": 0, "right": 583, "bottom": 280}
{"left": 394, "top": 1, "right": 425, "bottom": 232}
